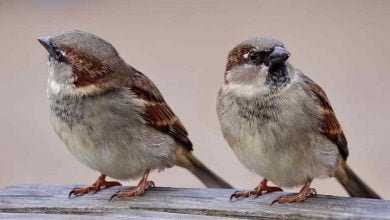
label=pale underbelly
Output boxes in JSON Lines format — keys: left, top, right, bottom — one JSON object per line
{"left": 51, "top": 118, "right": 176, "bottom": 180}
{"left": 228, "top": 130, "right": 339, "bottom": 187}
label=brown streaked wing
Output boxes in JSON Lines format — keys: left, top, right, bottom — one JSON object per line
{"left": 301, "top": 74, "right": 349, "bottom": 159}
{"left": 131, "top": 70, "right": 193, "bottom": 151}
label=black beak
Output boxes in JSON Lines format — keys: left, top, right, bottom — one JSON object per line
{"left": 37, "top": 36, "right": 54, "bottom": 56}
{"left": 267, "top": 46, "right": 290, "bottom": 66}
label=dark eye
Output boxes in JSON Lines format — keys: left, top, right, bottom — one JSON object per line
{"left": 53, "top": 48, "right": 63, "bottom": 60}
{"left": 248, "top": 51, "right": 259, "bottom": 61}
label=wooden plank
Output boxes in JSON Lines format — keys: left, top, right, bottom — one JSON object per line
{"left": 0, "top": 184, "right": 389, "bottom": 219}
{"left": 0, "top": 211, "right": 230, "bottom": 220}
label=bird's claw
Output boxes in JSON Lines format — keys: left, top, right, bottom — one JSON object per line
{"left": 270, "top": 187, "right": 316, "bottom": 206}
{"left": 68, "top": 175, "right": 121, "bottom": 198}
{"left": 230, "top": 180, "right": 283, "bottom": 201}
{"left": 68, "top": 186, "right": 98, "bottom": 198}
{"left": 109, "top": 181, "right": 155, "bottom": 201}
{"left": 109, "top": 192, "right": 119, "bottom": 202}
{"left": 230, "top": 191, "right": 255, "bottom": 201}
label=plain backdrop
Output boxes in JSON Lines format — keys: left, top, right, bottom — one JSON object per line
{"left": 0, "top": 0, "right": 389, "bottom": 199}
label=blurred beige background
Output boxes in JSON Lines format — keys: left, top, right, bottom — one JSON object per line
{"left": 0, "top": 0, "right": 389, "bottom": 199}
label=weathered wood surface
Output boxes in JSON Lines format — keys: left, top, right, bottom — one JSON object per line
{"left": 0, "top": 185, "right": 389, "bottom": 219}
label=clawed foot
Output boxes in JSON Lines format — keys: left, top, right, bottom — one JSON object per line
{"left": 109, "top": 180, "right": 155, "bottom": 201}
{"left": 69, "top": 174, "right": 121, "bottom": 198}
{"left": 109, "top": 169, "right": 154, "bottom": 201}
{"left": 271, "top": 180, "right": 316, "bottom": 205}
{"left": 230, "top": 179, "right": 283, "bottom": 201}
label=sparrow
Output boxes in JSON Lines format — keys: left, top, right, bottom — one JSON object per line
{"left": 38, "top": 30, "right": 232, "bottom": 200}
{"left": 216, "top": 37, "right": 381, "bottom": 204}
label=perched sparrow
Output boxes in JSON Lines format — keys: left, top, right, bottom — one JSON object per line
{"left": 217, "top": 37, "right": 381, "bottom": 204}
{"left": 38, "top": 30, "right": 232, "bottom": 200}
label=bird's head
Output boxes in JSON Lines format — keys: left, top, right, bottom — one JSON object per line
{"left": 38, "top": 30, "right": 126, "bottom": 96}
{"left": 224, "top": 37, "right": 291, "bottom": 95}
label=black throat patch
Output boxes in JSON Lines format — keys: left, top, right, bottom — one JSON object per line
{"left": 266, "top": 64, "right": 290, "bottom": 91}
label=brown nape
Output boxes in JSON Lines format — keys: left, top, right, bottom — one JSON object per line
{"left": 225, "top": 44, "right": 254, "bottom": 72}
{"left": 58, "top": 44, "right": 114, "bottom": 87}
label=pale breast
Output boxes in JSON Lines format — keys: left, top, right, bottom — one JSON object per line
{"left": 217, "top": 83, "right": 339, "bottom": 187}
{"left": 48, "top": 89, "right": 176, "bottom": 180}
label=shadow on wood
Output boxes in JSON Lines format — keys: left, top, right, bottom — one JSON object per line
{"left": 0, "top": 185, "right": 389, "bottom": 219}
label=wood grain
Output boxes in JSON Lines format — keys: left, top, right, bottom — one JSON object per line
{"left": 0, "top": 185, "right": 389, "bottom": 219}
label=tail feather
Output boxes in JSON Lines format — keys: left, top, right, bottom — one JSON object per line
{"left": 176, "top": 148, "right": 232, "bottom": 188}
{"left": 335, "top": 160, "right": 381, "bottom": 199}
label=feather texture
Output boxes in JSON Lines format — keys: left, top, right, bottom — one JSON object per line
{"left": 301, "top": 74, "right": 349, "bottom": 160}
{"left": 131, "top": 70, "right": 193, "bottom": 150}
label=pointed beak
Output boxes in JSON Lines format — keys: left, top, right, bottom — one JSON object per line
{"left": 37, "top": 36, "right": 54, "bottom": 56}
{"left": 267, "top": 46, "right": 290, "bottom": 66}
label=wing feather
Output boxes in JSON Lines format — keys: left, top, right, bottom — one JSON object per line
{"left": 301, "top": 74, "right": 349, "bottom": 159}
{"left": 131, "top": 70, "right": 193, "bottom": 150}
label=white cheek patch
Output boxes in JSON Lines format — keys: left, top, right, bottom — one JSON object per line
{"left": 225, "top": 65, "right": 271, "bottom": 97}
{"left": 48, "top": 78, "right": 104, "bottom": 97}
{"left": 224, "top": 83, "right": 269, "bottom": 97}
{"left": 48, "top": 76, "right": 77, "bottom": 96}
{"left": 47, "top": 61, "right": 73, "bottom": 95}
{"left": 48, "top": 80, "right": 63, "bottom": 94}
{"left": 46, "top": 59, "right": 106, "bottom": 97}
{"left": 71, "top": 84, "right": 103, "bottom": 96}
